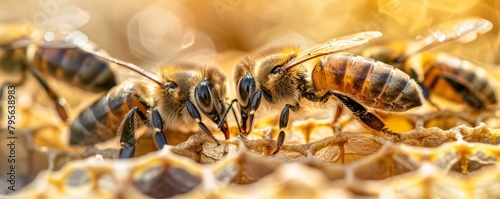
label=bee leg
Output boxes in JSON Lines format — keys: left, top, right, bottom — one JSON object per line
{"left": 119, "top": 108, "right": 140, "bottom": 159}
{"left": 318, "top": 91, "right": 344, "bottom": 129}
{"left": 303, "top": 91, "right": 333, "bottom": 103}
{"left": 186, "top": 100, "right": 220, "bottom": 146}
{"left": 307, "top": 91, "right": 343, "bottom": 130}
{"left": 441, "top": 74, "right": 484, "bottom": 109}
{"left": 305, "top": 91, "right": 345, "bottom": 131}
{"left": 332, "top": 104, "right": 344, "bottom": 132}
{"left": 152, "top": 109, "right": 168, "bottom": 149}
{"left": 245, "top": 89, "right": 265, "bottom": 136}
{"left": 30, "top": 68, "right": 69, "bottom": 122}
{"left": 331, "top": 91, "right": 400, "bottom": 138}
{"left": 272, "top": 104, "right": 295, "bottom": 155}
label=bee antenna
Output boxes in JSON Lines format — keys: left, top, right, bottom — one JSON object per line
{"left": 218, "top": 99, "right": 237, "bottom": 128}
{"left": 78, "top": 44, "right": 166, "bottom": 88}
{"left": 230, "top": 102, "right": 242, "bottom": 134}
{"left": 283, "top": 53, "right": 322, "bottom": 73}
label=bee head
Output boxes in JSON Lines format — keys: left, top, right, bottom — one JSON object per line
{"left": 193, "top": 67, "right": 230, "bottom": 139}
{"left": 233, "top": 47, "right": 299, "bottom": 132}
{"left": 194, "top": 78, "right": 220, "bottom": 120}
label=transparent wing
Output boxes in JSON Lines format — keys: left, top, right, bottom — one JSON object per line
{"left": 52, "top": 29, "right": 166, "bottom": 87}
{"left": 283, "top": 31, "right": 382, "bottom": 70}
{"left": 406, "top": 18, "right": 492, "bottom": 56}
{"left": 0, "top": 23, "right": 88, "bottom": 49}
{"left": 67, "top": 33, "right": 166, "bottom": 87}
{"left": 35, "top": 5, "right": 90, "bottom": 30}
{"left": 29, "top": 30, "right": 87, "bottom": 48}
{"left": 28, "top": 5, "right": 91, "bottom": 48}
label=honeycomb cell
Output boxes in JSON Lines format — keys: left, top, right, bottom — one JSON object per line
{"left": 66, "top": 168, "right": 90, "bottom": 187}
{"left": 423, "top": 112, "right": 474, "bottom": 130}
{"left": 133, "top": 165, "right": 201, "bottom": 198}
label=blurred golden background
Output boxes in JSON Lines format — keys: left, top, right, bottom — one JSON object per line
{"left": 2, "top": 1, "right": 500, "bottom": 197}
{"left": 0, "top": 0, "right": 498, "bottom": 72}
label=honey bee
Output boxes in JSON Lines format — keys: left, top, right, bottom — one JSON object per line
{"left": 362, "top": 18, "right": 495, "bottom": 110}
{"left": 220, "top": 31, "right": 424, "bottom": 154}
{"left": 67, "top": 52, "right": 230, "bottom": 158}
{"left": 0, "top": 22, "right": 117, "bottom": 122}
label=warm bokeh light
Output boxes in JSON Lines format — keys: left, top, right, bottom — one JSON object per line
{"left": 1, "top": 0, "right": 498, "bottom": 67}
{"left": 2, "top": 1, "right": 500, "bottom": 197}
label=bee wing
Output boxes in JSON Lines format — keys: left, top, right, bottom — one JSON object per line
{"left": 1, "top": 28, "right": 87, "bottom": 50}
{"left": 406, "top": 18, "right": 492, "bottom": 56}
{"left": 35, "top": 5, "right": 90, "bottom": 30}
{"left": 68, "top": 34, "right": 166, "bottom": 87}
{"left": 283, "top": 31, "right": 382, "bottom": 70}
{"left": 33, "top": 30, "right": 88, "bottom": 49}
{"left": 26, "top": 5, "right": 91, "bottom": 48}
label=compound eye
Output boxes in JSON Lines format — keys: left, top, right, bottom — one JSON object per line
{"left": 270, "top": 63, "right": 286, "bottom": 74}
{"left": 195, "top": 79, "right": 214, "bottom": 112}
{"left": 165, "top": 82, "right": 178, "bottom": 90}
{"left": 237, "top": 72, "right": 256, "bottom": 107}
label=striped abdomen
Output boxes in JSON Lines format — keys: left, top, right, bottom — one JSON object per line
{"left": 33, "top": 46, "right": 117, "bottom": 92}
{"left": 421, "top": 52, "right": 497, "bottom": 108}
{"left": 69, "top": 83, "right": 149, "bottom": 146}
{"left": 311, "top": 54, "right": 423, "bottom": 112}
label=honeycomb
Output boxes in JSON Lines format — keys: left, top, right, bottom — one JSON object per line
{"left": 1, "top": 0, "right": 500, "bottom": 199}
{"left": 2, "top": 107, "right": 500, "bottom": 198}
